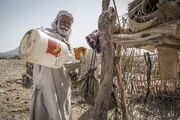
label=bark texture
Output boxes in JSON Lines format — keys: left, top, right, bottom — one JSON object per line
{"left": 93, "top": 0, "right": 115, "bottom": 119}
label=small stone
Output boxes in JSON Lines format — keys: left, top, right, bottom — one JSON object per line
{"left": 24, "top": 100, "right": 28, "bottom": 104}
{"left": 25, "top": 107, "right": 30, "bottom": 111}
{"left": 0, "top": 89, "right": 5, "bottom": 94}
{"left": 6, "top": 83, "right": 11, "bottom": 86}
{"left": 16, "top": 80, "right": 22, "bottom": 84}
{"left": 16, "top": 97, "right": 20, "bottom": 99}
{"left": 7, "top": 89, "right": 13, "bottom": 92}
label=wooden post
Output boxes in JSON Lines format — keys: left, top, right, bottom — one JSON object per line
{"left": 93, "top": 0, "right": 115, "bottom": 119}
{"left": 115, "top": 46, "right": 128, "bottom": 120}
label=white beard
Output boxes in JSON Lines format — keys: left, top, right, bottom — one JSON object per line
{"left": 57, "top": 27, "right": 70, "bottom": 37}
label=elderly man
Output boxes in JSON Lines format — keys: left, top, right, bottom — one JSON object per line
{"left": 30, "top": 10, "right": 74, "bottom": 120}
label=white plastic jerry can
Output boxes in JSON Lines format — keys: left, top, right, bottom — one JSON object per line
{"left": 19, "top": 29, "right": 73, "bottom": 69}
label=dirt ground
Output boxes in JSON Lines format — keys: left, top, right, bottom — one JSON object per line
{"left": 1, "top": 59, "right": 180, "bottom": 120}
{"left": 0, "top": 59, "right": 91, "bottom": 120}
{"left": 0, "top": 59, "right": 30, "bottom": 120}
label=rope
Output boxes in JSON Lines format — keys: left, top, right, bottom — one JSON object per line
{"left": 86, "top": 51, "right": 97, "bottom": 97}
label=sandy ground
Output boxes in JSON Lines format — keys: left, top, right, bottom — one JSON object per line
{"left": 0, "top": 59, "right": 90, "bottom": 120}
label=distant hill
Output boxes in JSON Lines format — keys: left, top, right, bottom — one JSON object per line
{"left": 0, "top": 53, "right": 3, "bottom": 56}
{"left": 0, "top": 47, "right": 19, "bottom": 57}
{"left": 4, "top": 47, "right": 19, "bottom": 55}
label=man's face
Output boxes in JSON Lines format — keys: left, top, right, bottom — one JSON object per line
{"left": 56, "top": 15, "right": 73, "bottom": 37}
{"left": 58, "top": 15, "right": 72, "bottom": 30}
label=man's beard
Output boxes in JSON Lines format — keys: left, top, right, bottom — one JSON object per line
{"left": 57, "top": 26, "right": 71, "bottom": 37}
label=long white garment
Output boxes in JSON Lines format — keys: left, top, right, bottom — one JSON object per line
{"left": 30, "top": 65, "right": 71, "bottom": 120}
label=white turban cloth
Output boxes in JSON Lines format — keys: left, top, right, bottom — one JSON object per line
{"left": 44, "top": 10, "right": 74, "bottom": 42}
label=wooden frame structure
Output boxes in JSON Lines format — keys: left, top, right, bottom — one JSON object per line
{"left": 93, "top": 0, "right": 180, "bottom": 120}
{"left": 112, "top": 19, "right": 180, "bottom": 48}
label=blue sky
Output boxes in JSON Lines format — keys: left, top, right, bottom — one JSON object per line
{"left": 0, "top": 0, "right": 131, "bottom": 52}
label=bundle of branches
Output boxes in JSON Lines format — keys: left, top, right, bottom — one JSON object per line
{"left": 127, "top": 0, "right": 180, "bottom": 32}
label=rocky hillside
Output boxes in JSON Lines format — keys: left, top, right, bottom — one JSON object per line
{"left": 0, "top": 47, "right": 19, "bottom": 57}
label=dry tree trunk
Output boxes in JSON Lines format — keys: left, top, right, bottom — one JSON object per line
{"left": 93, "top": 0, "right": 115, "bottom": 120}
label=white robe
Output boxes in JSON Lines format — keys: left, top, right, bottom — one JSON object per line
{"left": 30, "top": 65, "right": 71, "bottom": 120}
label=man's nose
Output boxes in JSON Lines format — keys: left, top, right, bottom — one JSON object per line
{"left": 64, "top": 22, "right": 70, "bottom": 28}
